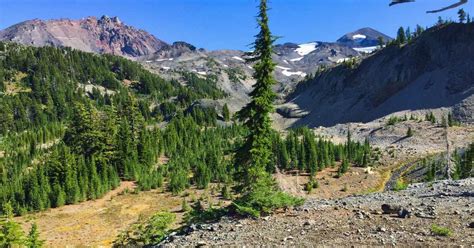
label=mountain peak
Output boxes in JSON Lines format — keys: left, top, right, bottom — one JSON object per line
{"left": 337, "top": 27, "right": 392, "bottom": 47}
{"left": 98, "top": 15, "right": 122, "bottom": 25}
{"left": 0, "top": 16, "right": 167, "bottom": 57}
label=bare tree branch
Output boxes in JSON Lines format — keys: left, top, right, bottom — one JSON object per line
{"left": 389, "top": 0, "right": 468, "bottom": 13}
{"left": 427, "top": 0, "right": 468, "bottom": 13}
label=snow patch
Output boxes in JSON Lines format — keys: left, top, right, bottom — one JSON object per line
{"left": 295, "top": 42, "right": 317, "bottom": 56}
{"left": 197, "top": 71, "right": 207, "bottom": 75}
{"left": 353, "top": 46, "right": 378, "bottom": 54}
{"left": 336, "top": 58, "right": 350, "bottom": 63}
{"left": 352, "top": 34, "right": 367, "bottom": 40}
{"left": 223, "top": 64, "right": 229, "bottom": 68}
{"left": 290, "top": 57, "right": 304, "bottom": 62}
{"left": 283, "top": 60, "right": 289, "bottom": 64}
{"left": 161, "top": 66, "right": 171, "bottom": 70}
{"left": 156, "top": 58, "right": 174, "bottom": 62}
{"left": 276, "top": 66, "right": 291, "bottom": 70}
{"left": 282, "top": 70, "right": 306, "bottom": 77}
{"left": 276, "top": 66, "right": 306, "bottom": 77}
{"left": 232, "top": 56, "right": 245, "bottom": 62}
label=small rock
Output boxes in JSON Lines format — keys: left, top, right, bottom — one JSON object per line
{"left": 303, "top": 220, "right": 313, "bottom": 226}
{"left": 283, "top": 236, "right": 294, "bottom": 241}
{"left": 469, "top": 222, "right": 474, "bottom": 228}
{"left": 398, "top": 209, "right": 411, "bottom": 218}
{"left": 382, "top": 204, "right": 402, "bottom": 214}
{"left": 197, "top": 241, "right": 207, "bottom": 247}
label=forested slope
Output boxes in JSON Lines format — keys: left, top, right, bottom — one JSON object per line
{"left": 0, "top": 42, "right": 374, "bottom": 217}
{"left": 0, "top": 42, "right": 228, "bottom": 214}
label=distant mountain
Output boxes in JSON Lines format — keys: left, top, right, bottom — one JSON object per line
{"left": 337, "top": 27, "right": 393, "bottom": 48}
{"left": 141, "top": 27, "right": 393, "bottom": 111}
{"left": 0, "top": 16, "right": 395, "bottom": 112}
{"left": 0, "top": 15, "right": 168, "bottom": 58}
{"left": 281, "top": 23, "right": 474, "bottom": 127}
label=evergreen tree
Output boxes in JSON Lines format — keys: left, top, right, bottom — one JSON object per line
{"left": 233, "top": 0, "right": 302, "bottom": 216}
{"left": 0, "top": 202, "right": 25, "bottom": 246}
{"left": 415, "top": 24, "right": 424, "bottom": 37}
{"left": 396, "top": 27, "right": 406, "bottom": 44}
{"left": 337, "top": 159, "right": 350, "bottom": 178}
{"left": 459, "top": 143, "right": 473, "bottom": 179}
{"left": 235, "top": 0, "right": 278, "bottom": 190}
{"left": 405, "top": 27, "right": 412, "bottom": 42}
{"left": 458, "top": 8, "right": 467, "bottom": 23}
{"left": 222, "top": 103, "right": 230, "bottom": 122}
{"left": 27, "top": 223, "right": 44, "bottom": 248}
{"left": 437, "top": 16, "right": 444, "bottom": 25}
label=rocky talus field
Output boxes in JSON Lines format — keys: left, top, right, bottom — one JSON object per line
{"left": 161, "top": 179, "right": 474, "bottom": 247}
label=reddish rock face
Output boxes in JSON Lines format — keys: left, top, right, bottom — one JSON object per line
{"left": 0, "top": 15, "right": 169, "bottom": 58}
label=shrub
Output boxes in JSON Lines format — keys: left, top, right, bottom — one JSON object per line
{"left": 305, "top": 179, "right": 319, "bottom": 193}
{"left": 387, "top": 116, "right": 401, "bottom": 126}
{"left": 394, "top": 179, "right": 408, "bottom": 191}
{"left": 221, "top": 184, "right": 232, "bottom": 200}
{"left": 181, "top": 198, "right": 191, "bottom": 212}
{"left": 114, "top": 212, "right": 176, "bottom": 246}
{"left": 184, "top": 201, "right": 227, "bottom": 224}
{"left": 431, "top": 224, "right": 453, "bottom": 237}
{"left": 233, "top": 180, "right": 304, "bottom": 218}
{"left": 233, "top": 203, "right": 261, "bottom": 218}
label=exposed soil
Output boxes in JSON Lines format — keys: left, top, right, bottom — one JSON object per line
{"left": 16, "top": 182, "right": 182, "bottom": 247}
{"left": 275, "top": 166, "right": 381, "bottom": 199}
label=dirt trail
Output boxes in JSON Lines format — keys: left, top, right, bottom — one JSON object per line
{"left": 384, "top": 161, "right": 417, "bottom": 191}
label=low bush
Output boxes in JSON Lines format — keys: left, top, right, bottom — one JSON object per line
{"left": 114, "top": 212, "right": 175, "bottom": 247}
{"left": 431, "top": 224, "right": 453, "bottom": 237}
{"left": 393, "top": 179, "right": 408, "bottom": 191}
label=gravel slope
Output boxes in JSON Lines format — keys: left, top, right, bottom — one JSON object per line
{"left": 161, "top": 178, "right": 474, "bottom": 247}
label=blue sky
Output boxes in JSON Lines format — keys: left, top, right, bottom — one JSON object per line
{"left": 0, "top": 0, "right": 472, "bottom": 50}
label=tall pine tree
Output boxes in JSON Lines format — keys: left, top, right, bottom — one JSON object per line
{"left": 234, "top": 0, "right": 302, "bottom": 216}
{"left": 235, "top": 0, "right": 277, "bottom": 192}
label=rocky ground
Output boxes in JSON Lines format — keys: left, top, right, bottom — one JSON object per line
{"left": 161, "top": 178, "right": 474, "bottom": 247}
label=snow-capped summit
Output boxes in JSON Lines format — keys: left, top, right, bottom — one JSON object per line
{"left": 337, "top": 27, "right": 392, "bottom": 47}
{"left": 352, "top": 34, "right": 367, "bottom": 40}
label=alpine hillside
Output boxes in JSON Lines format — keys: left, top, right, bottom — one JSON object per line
{"left": 278, "top": 23, "right": 474, "bottom": 128}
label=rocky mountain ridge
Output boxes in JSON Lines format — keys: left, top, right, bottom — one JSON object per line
{"left": 0, "top": 15, "right": 168, "bottom": 58}
{"left": 0, "top": 16, "right": 392, "bottom": 108}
